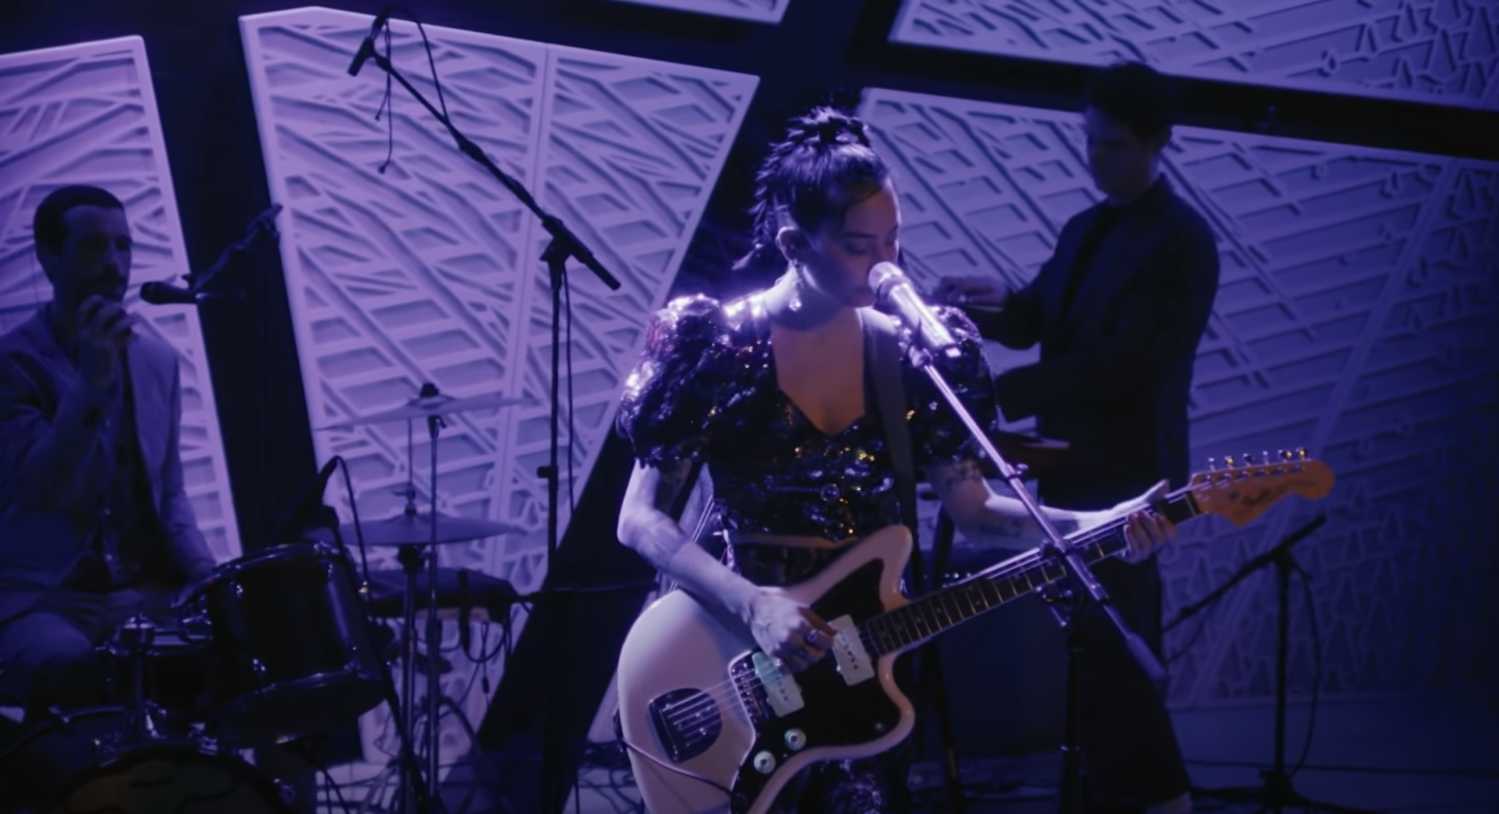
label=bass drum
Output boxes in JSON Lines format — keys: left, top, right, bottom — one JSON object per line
{"left": 5, "top": 707, "right": 292, "bottom": 814}
{"left": 51, "top": 745, "right": 293, "bottom": 814}
{"left": 179, "top": 541, "right": 384, "bottom": 742}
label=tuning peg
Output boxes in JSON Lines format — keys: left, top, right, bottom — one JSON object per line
{"left": 1224, "top": 454, "right": 1236, "bottom": 468}
{"left": 1243, "top": 452, "right": 1255, "bottom": 466}
{"left": 1207, "top": 456, "right": 1217, "bottom": 471}
{"left": 1297, "top": 447, "right": 1308, "bottom": 460}
{"left": 1279, "top": 449, "right": 1291, "bottom": 461}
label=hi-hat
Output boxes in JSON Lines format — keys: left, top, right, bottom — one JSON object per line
{"left": 317, "top": 391, "right": 531, "bottom": 430}
{"left": 343, "top": 511, "right": 526, "bottom": 546}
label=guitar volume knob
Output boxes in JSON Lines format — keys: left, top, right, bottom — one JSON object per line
{"left": 753, "top": 751, "right": 776, "bottom": 774}
{"left": 785, "top": 729, "right": 807, "bottom": 751}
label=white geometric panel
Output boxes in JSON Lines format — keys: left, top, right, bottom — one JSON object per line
{"left": 862, "top": 88, "right": 1499, "bottom": 708}
{"left": 240, "top": 6, "right": 756, "bottom": 789}
{"left": 609, "top": 0, "right": 791, "bottom": 24}
{"left": 890, "top": 0, "right": 1499, "bottom": 111}
{"left": 0, "top": 36, "right": 241, "bottom": 561}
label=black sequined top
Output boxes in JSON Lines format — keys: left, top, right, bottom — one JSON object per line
{"left": 616, "top": 292, "right": 999, "bottom": 545}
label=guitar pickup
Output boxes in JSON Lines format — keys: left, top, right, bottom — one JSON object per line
{"left": 829, "top": 615, "right": 874, "bottom": 685}
{"left": 751, "top": 652, "right": 805, "bottom": 717}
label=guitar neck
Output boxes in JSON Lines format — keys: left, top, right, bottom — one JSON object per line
{"left": 860, "top": 486, "right": 1201, "bottom": 657}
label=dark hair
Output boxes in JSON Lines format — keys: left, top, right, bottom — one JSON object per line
{"left": 1085, "top": 62, "right": 1180, "bottom": 143}
{"left": 733, "top": 107, "right": 890, "bottom": 273}
{"left": 33, "top": 185, "right": 124, "bottom": 254}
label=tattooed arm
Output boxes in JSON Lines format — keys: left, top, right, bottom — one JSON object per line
{"left": 927, "top": 457, "right": 1081, "bottom": 549}
{"left": 928, "top": 458, "right": 1178, "bottom": 561}
{"left": 617, "top": 460, "right": 835, "bottom": 670}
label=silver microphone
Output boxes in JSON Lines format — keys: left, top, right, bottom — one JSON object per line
{"left": 867, "top": 261, "right": 963, "bottom": 359}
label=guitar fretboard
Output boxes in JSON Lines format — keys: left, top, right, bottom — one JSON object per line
{"left": 859, "top": 488, "right": 1200, "bottom": 657}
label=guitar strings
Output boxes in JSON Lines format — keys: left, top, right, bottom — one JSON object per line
{"left": 658, "top": 542, "right": 1072, "bottom": 729}
{"left": 659, "top": 474, "right": 1279, "bottom": 733}
{"left": 656, "top": 509, "right": 1153, "bottom": 731}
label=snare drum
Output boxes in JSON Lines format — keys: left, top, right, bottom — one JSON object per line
{"left": 179, "top": 542, "right": 383, "bottom": 741}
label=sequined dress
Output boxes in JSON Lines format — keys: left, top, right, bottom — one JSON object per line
{"left": 616, "top": 292, "right": 998, "bottom": 582}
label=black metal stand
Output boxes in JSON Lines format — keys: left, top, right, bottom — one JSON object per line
{"left": 922, "top": 511, "right": 966, "bottom": 814}
{"left": 904, "top": 345, "right": 1164, "bottom": 685}
{"left": 357, "top": 20, "right": 621, "bottom": 812}
{"left": 395, "top": 542, "right": 428, "bottom": 814}
{"left": 1042, "top": 587, "right": 1086, "bottom": 814}
{"left": 1174, "top": 515, "right": 1370, "bottom": 814}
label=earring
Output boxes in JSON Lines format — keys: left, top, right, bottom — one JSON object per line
{"left": 787, "top": 266, "right": 805, "bottom": 312}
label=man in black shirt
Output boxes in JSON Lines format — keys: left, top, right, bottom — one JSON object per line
{"left": 939, "top": 63, "right": 1219, "bottom": 814}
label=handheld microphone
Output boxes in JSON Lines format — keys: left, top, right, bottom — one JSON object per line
{"left": 347, "top": 8, "right": 393, "bottom": 77}
{"left": 140, "top": 281, "right": 207, "bottom": 306}
{"left": 867, "top": 262, "right": 963, "bottom": 359}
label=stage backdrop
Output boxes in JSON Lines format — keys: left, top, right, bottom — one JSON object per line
{"left": 890, "top": 0, "right": 1499, "bottom": 111}
{"left": 0, "top": 36, "right": 241, "bottom": 560}
{"left": 610, "top": 0, "right": 792, "bottom": 24}
{"left": 862, "top": 88, "right": 1499, "bottom": 714}
{"left": 239, "top": 5, "right": 756, "bottom": 789}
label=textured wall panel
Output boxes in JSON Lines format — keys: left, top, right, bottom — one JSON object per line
{"left": 240, "top": 7, "right": 756, "bottom": 786}
{"left": 0, "top": 37, "right": 241, "bottom": 560}
{"left": 862, "top": 88, "right": 1499, "bottom": 707}
{"left": 609, "top": 0, "right": 791, "bottom": 24}
{"left": 891, "top": 0, "right": 1499, "bottom": 111}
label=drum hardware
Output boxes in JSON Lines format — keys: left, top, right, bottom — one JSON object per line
{"left": 320, "top": 380, "right": 526, "bottom": 811}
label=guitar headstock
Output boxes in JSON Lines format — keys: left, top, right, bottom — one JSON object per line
{"left": 1189, "top": 448, "right": 1334, "bottom": 527}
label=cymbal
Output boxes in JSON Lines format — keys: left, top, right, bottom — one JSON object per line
{"left": 343, "top": 511, "right": 526, "bottom": 546}
{"left": 317, "top": 391, "right": 531, "bottom": 430}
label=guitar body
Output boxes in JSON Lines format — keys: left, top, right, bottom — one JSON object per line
{"left": 617, "top": 526, "right": 915, "bottom": 814}
{"left": 616, "top": 453, "right": 1335, "bottom": 812}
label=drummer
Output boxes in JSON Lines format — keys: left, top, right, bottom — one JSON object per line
{"left": 0, "top": 186, "right": 216, "bottom": 712}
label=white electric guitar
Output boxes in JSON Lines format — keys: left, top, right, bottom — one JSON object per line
{"left": 616, "top": 452, "right": 1335, "bottom": 813}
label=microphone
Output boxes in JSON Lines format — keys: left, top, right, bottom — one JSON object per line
{"left": 867, "top": 262, "right": 963, "bottom": 360}
{"left": 347, "top": 8, "right": 393, "bottom": 77}
{"left": 278, "top": 457, "right": 343, "bottom": 540}
{"left": 140, "top": 281, "right": 209, "bottom": 306}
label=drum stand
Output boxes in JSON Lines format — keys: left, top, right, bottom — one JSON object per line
{"left": 389, "top": 382, "right": 452, "bottom": 813}
{"left": 113, "top": 615, "right": 161, "bottom": 747}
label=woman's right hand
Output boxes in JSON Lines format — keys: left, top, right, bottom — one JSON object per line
{"left": 745, "top": 587, "right": 837, "bottom": 673}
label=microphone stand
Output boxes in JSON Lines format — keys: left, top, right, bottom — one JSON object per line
{"left": 191, "top": 204, "right": 283, "bottom": 299}
{"left": 1168, "top": 515, "right": 1370, "bottom": 814}
{"left": 903, "top": 340, "right": 1167, "bottom": 680}
{"left": 896, "top": 336, "right": 1167, "bottom": 814}
{"left": 358, "top": 19, "right": 621, "bottom": 813}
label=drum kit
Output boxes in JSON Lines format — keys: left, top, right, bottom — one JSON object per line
{"left": 5, "top": 386, "right": 527, "bottom": 814}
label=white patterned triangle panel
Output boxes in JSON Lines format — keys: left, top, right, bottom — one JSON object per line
{"left": 0, "top": 36, "right": 241, "bottom": 561}
{"left": 862, "top": 88, "right": 1499, "bottom": 707}
{"left": 890, "top": 0, "right": 1499, "bottom": 111}
{"left": 241, "top": 7, "right": 755, "bottom": 787}
{"left": 609, "top": 0, "right": 791, "bottom": 24}
{"left": 497, "top": 44, "right": 759, "bottom": 577}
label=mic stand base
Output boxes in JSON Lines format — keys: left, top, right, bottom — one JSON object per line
{"left": 1192, "top": 773, "right": 1375, "bottom": 814}
{"left": 1041, "top": 585, "right": 1087, "bottom": 814}
{"left": 1191, "top": 542, "right": 1367, "bottom": 814}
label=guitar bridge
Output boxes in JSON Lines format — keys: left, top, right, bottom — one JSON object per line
{"left": 647, "top": 688, "right": 721, "bottom": 763}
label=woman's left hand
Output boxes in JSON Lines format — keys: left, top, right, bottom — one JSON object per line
{"left": 1072, "top": 480, "right": 1176, "bottom": 563}
{"left": 1116, "top": 480, "right": 1175, "bottom": 562}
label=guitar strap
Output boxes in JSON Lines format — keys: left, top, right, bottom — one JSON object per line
{"left": 862, "top": 309, "right": 927, "bottom": 589}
